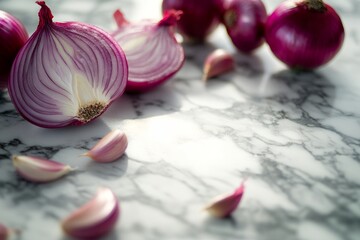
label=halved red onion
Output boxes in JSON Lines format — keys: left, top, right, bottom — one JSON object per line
{"left": 111, "top": 10, "right": 184, "bottom": 92}
{"left": 8, "top": 1, "right": 128, "bottom": 128}
{"left": 0, "top": 10, "right": 28, "bottom": 88}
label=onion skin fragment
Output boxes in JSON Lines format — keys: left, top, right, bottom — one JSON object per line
{"left": 84, "top": 129, "right": 128, "bottom": 163}
{"left": 265, "top": 0, "right": 345, "bottom": 69}
{"left": 12, "top": 155, "right": 72, "bottom": 183}
{"left": 8, "top": 1, "right": 128, "bottom": 128}
{"left": 0, "top": 10, "right": 28, "bottom": 88}
{"left": 205, "top": 182, "right": 245, "bottom": 218}
{"left": 62, "top": 188, "right": 120, "bottom": 239}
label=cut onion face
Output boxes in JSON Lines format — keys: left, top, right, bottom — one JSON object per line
{"left": 8, "top": 1, "right": 128, "bottom": 128}
{"left": 111, "top": 10, "right": 184, "bottom": 93}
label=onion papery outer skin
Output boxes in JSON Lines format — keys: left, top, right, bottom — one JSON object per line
{"left": 162, "top": 0, "right": 221, "bottom": 42}
{"left": 8, "top": 1, "right": 128, "bottom": 128}
{"left": 0, "top": 10, "right": 28, "bottom": 88}
{"left": 224, "top": 0, "right": 267, "bottom": 53}
{"left": 112, "top": 10, "right": 184, "bottom": 93}
{"left": 265, "top": 0, "right": 344, "bottom": 69}
{"left": 62, "top": 188, "right": 120, "bottom": 239}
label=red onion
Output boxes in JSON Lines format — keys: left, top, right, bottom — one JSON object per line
{"left": 111, "top": 10, "right": 184, "bottom": 92}
{"left": 162, "top": 0, "right": 221, "bottom": 41}
{"left": 223, "top": 0, "right": 267, "bottom": 53}
{"left": 0, "top": 11, "right": 28, "bottom": 88}
{"left": 0, "top": 223, "right": 9, "bottom": 240}
{"left": 265, "top": 0, "right": 345, "bottom": 69}
{"left": 8, "top": 1, "right": 128, "bottom": 128}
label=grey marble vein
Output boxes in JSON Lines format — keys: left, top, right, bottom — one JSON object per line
{"left": 1, "top": 0, "right": 360, "bottom": 240}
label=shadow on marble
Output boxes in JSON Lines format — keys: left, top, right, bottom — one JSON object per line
{"left": 206, "top": 52, "right": 265, "bottom": 92}
{"left": 104, "top": 82, "right": 184, "bottom": 120}
{"left": 0, "top": 90, "right": 7, "bottom": 105}
{"left": 183, "top": 42, "right": 221, "bottom": 69}
{"left": 59, "top": 229, "right": 121, "bottom": 240}
{"left": 183, "top": 41, "right": 264, "bottom": 73}
{"left": 228, "top": 66, "right": 336, "bottom": 112}
{"left": 269, "top": 69, "right": 336, "bottom": 112}
{"left": 84, "top": 154, "right": 129, "bottom": 180}
{"left": 203, "top": 214, "right": 238, "bottom": 227}
{"left": 182, "top": 40, "right": 264, "bottom": 81}
{"left": 233, "top": 53, "right": 265, "bottom": 78}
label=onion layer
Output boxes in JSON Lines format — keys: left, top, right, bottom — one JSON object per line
{"left": 265, "top": 0, "right": 344, "bottom": 69}
{"left": 0, "top": 11, "right": 28, "bottom": 88}
{"left": 8, "top": 1, "right": 128, "bottom": 128}
{"left": 62, "top": 188, "right": 120, "bottom": 239}
{"left": 223, "top": 0, "right": 267, "bottom": 53}
{"left": 162, "top": 0, "right": 221, "bottom": 41}
{"left": 111, "top": 10, "right": 184, "bottom": 92}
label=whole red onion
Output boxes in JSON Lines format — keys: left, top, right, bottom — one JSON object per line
{"left": 265, "top": 0, "right": 344, "bottom": 69}
{"left": 0, "top": 11, "right": 28, "bottom": 88}
{"left": 162, "top": 0, "right": 221, "bottom": 41}
{"left": 223, "top": 0, "right": 267, "bottom": 53}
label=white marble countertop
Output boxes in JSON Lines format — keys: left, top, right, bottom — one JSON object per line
{"left": 1, "top": 0, "right": 360, "bottom": 239}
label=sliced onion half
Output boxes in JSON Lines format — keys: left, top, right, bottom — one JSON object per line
{"left": 8, "top": 1, "right": 128, "bottom": 128}
{"left": 111, "top": 10, "right": 184, "bottom": 92}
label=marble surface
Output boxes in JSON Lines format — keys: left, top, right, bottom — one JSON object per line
{"left": 1, "top": 0, "right": 360, "bottom": 239}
